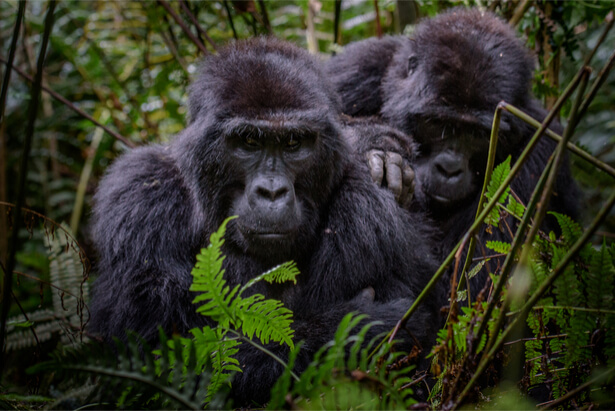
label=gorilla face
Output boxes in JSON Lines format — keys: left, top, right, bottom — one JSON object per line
{"left": 412, "top": 120, "right": 489, "bottom": 210}
{"left": 228, "top": 126, "right": 313, "bottom": 247}
{"left": 213, "top": 113, "right": 336, "bottom": 261}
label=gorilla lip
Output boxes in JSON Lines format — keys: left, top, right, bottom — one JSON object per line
{"left": 251, "top": 232, "right": 290, "bottom": 240}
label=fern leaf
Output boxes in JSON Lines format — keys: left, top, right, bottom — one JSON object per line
{"left": 191, "top": 216, "right": 238, "bottom": 326}
{"left": 239, "top": 261, "right": 300, "bottom": 295}
{"left": 507, "top": 195, "right": 526, "bottom": 219}
{"left": 548, "top": 212, "right": 582, "bottom": 246}
{"left": 467, "top": 260, "right": 487, "bottom": 280}
{"left": 483, "top": 156, "right": 512, "bottom": 227}
{"left": 486, "top": 240, "right": 511, "bottom": 254}
{"left": 485, "top": 156, "right": 512, "bottom": 203}
{"left": 587, "top": 239, "right": 615, "bottom": 311}
{"left": 233, "top": 295, "right": 295, "bottom": 348}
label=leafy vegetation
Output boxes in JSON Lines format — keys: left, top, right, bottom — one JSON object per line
{"left": 1, "top": 0, "right": 614, "bottom": 409}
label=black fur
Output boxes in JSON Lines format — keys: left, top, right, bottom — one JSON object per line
{"left": 89, "top": 38, "right": 440, "bottom": 406}
{"left": 326, "top": 9, "right": 579, "bottom": 276}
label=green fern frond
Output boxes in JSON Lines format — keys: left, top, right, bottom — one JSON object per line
{"left": 549, "top": 212, "right": 582, "bottom": 246}
{"left": 486, "top": 156, "right": 512, "bottom": 202}
{"left": 240, "top": 261, "right": 300, "bottom": 294}
{"left": 233, "top": 296, "right": 295, "bottom": 348}
{"left": 190, "top": 217, "right": 238, "bottom": 327}
{"left": 486, "top": 240, "right": 511, "bottom": 254}
{"left": 484, "top": 156, "right": 512, "bottom": 227}
{"left": 587, "top": 239, "right": 615, "bottom": 311}
{"left": 507, "top": 195, "right": 526, "bottom": 219}
{"left": 273, "top": 313, "right": 416, "bottom": 410}
{"left": 467, "top": 260, "right": 487, "bottom": 280}
{"left": 190, "top": 327, "right": 241, "bottom": 401}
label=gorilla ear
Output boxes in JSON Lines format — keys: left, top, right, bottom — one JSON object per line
{"left": 407, "top": 55, "right": 419, "bottom": 74}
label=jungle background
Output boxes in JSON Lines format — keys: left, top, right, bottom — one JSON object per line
{"left": 0, "top": 0, "right": 614, "bottom": 409}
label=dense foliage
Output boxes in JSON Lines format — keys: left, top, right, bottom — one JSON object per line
{"left": 1, "top": 0, "right": 614, "bottom": 409}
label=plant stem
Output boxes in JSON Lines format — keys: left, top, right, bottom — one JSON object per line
{"left": 457, "top": 103, "right": 503, "bottom": 306}
{"left": 482, "top": 68, "right": 590, "bottom": 360}
{"left": 503, "top": 104, "right": 615, "bottom": 177}
{"left": 539, "top": 365, "right": 615, "bottom": 409}
{"left": 157, "top": 0, "right": 209, "bottom": 55}
{"left": 0, "top": 0, "right": 25, "bottom": 125}
{"left": 371, "top": 64, "right": 590, "bottom": 361}
{"left": 227, "top": 329, "right": 300, "bottom": 382}
{"left": 454, "top": 169, "right": 615, "bottom": 409}
{"left": 0, "top": 0, "right": 57, "bottom": 377}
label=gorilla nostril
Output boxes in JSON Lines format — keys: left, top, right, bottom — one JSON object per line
{"left": 257, "top": 185, "right": 289, "bottom": 201}
{"left": 435, "top": 162, "right": 462, "bottom": 179}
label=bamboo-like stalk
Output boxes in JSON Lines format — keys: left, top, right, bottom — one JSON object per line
{"left": 485, "top": 69, "right": 590, "bottom": 359}
{"left": 576, "top": 49, "right": 615, "bottom": 126}
{"left": 446, "top": 154, "right": 554, "bottom": 405}
{"left": 0, "top": 0, "right": 57, "bottom": 378}
{"left": 503, "top": 104, "right": 615, "bottom": 178}
{"left": 456, "top": 103, "right": 503, "bottom": 307}
{"left": 370, "top": 64, "right": 589, "bottom": 360}
{"left": 539, "top": 364, "right": 615, "bottom": 409}
{"left": 454, "top": 69, "right": 593, "bottom": 407}
{"left": 0, "top": 1, "right": 25, "bottom": 125}
{"left": 454, "top": 182, "right": 615, "bottom": 409}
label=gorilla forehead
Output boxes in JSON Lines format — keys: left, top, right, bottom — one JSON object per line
{"left": 415, "top": 8, "right": 534, "bottom": 106}
{"left": 384, "top": 8, "right": 534, "bottom": 129}
{"left": 189, "top": 38, "right": 341, "bottom": 121}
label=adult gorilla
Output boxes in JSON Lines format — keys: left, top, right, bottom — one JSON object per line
{"left": 326, "top": 9, "right": 579, "bottom": 274}
{"left": 89, "top": 38, "right": 439, "bottom": 406}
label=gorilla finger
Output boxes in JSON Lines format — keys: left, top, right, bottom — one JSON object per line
{"left": 352, "top": 286, "right": 376, "bottom": 304}
{"left": 399, "top": 163, "right": 415, "bottom": 207}
{"left": 402, "top": 163, "right": 415, "bottom": 194}
{"left": 367, "top": 150, "right": 385, "bottom": 186}
{"left": 385, "top": 152, "right": 403, "bottom": 201}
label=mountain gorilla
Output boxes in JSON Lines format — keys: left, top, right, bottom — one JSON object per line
{"left": 89, "top": 38, "right": 440, "bottom": 406}
{"left": 326, "top": 8, "right": 579, "bottom": 276}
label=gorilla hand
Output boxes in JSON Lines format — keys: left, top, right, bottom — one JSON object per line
{"left": 367, "top": 150, "right": 415, "bottom": 208}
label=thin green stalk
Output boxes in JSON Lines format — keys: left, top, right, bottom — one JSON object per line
{"left": 581, "top": 11, "right": 613, "bottom": 68}
{"left": 0, "top": 0, "right": 56, "bottom": 377}
{"left": 576, "top": 49, "right": 615, "bottom": 126}
{"left": 0, "top": 56, "right": 134, "bottom": 148}
{"left": 445, "top": 155, "right": 554, "bottom": 406}
{"left": 473, "top": 158, "right": 553, "bottom": 354}
{"left": 454, "top": 181, "right": 615, "bottom": 409}
{"left": 457, "top": 103, "right": 503, "bottom": 307}
{"left": 0, "top": 0, "right": 26, "bottom": 125}
{"left": 503, "top": 104, "right": 615, "bottom": 178}
{"left": 480, "top": 69, "right": 590, "bottom": 360}
{"left": 370, "top": 64, "right": 589, "bottom": 360}
{"left": 540, "top": 365, "right": 615, "bottom": 409}
{"left": 227, "top": 329, "right": 300, "bottom": 382}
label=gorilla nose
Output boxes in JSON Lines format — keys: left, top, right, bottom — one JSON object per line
{"left": 251, "top": 176, "right": 294, "bottom": 207}
{"left": 257, "top": 184, "right": 289, "bottom": 202}
{"left": 433, "top": 151, "right": 464, "bottom": 179}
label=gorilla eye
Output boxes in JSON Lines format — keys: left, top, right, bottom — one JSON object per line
{"left": 286, "top": 138, "right": 301, "bottom": 150}
{"left": 243, "top": 135, "right": 260, "bottom": 148}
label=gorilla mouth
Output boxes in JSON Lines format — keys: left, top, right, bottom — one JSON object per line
{"left": 429, "top": 193, "right": 453, "bottom": 205}
{"left": 251, "top": 232, "right": 291, "bottom": 240}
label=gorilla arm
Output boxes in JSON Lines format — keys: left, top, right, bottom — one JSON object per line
{"left": 89, "top": 145, "right": 207, "bottom": 344}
